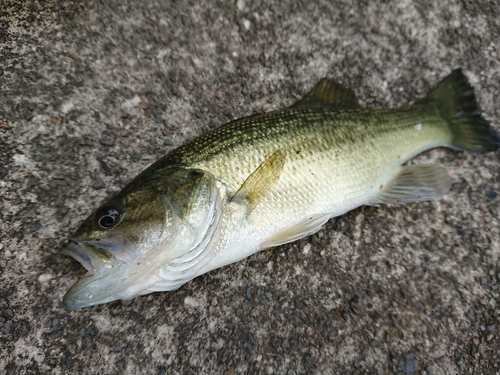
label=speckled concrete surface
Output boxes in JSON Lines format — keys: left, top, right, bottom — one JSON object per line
{"left": 1, "top": 1, "right": 499, "bottom": 374}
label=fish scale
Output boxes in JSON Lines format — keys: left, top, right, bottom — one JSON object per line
{"left": 168, "top": 106, "right": 450, "bottom": 211}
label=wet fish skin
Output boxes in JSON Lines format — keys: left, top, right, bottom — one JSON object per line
{"left": 62, "top": 69, "right": 499, "bottom": 310}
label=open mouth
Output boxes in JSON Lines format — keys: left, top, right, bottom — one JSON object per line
{"left": 62, "top": 240, "right": 118, "bottom": 274}
{"left": 61, "top": 240, "right": 123, "bottom": 310}
{"left": 61, "top": 240, "right": 96, "bottom": 274}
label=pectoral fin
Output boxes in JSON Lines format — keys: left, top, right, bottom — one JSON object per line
{"left": 292, "top": 78, "right": 360, "bottom": 109}
{"left": 261, "top": 213, "right": 331, "bottom": 249}
{"left": 371, "top": 165, "right": 452, "bottom": 205}
{"left": 232, "top": 149, "right": 286, "bottom": 214}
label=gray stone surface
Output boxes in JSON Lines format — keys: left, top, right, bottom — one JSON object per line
{"left": 1, "top": 0, "right": 499, "bottom": 374}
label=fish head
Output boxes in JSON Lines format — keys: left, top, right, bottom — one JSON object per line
{"left": 62, "top": 167, "right": 222, "bottom": 310}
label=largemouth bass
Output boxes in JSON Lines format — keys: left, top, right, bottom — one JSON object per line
{"left": 62, "top": 69, "right": 499, "bottom": 310}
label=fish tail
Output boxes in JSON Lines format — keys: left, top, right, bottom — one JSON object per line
{"left": 423, "top": 69, "right": 500, "bottom": 153}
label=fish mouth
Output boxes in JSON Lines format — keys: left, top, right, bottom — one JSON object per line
{"left": 61, "top": 241, "right": 126, "bottom": 310}
{"left": 61, "top": 240, "right": 97, "bottom": 274}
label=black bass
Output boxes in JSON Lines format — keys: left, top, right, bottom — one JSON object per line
{"left": 62, "top": 69, "right": 499, "bottom": 310}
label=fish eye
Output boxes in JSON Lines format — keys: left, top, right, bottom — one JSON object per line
{"left": 95, "top": 206, "right": 122, "bottom": 229}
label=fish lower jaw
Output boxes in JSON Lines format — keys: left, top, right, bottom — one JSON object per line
{"left": 63, "top": 263, "right": 165, "bottom": 310}
{"left": 63, "top": 277, "right": 159, "bottom": 310}
{"left": 63, "top": 243, "right": 211, "bottom": 310}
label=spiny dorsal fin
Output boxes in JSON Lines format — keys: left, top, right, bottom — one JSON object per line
{"left": 231, "top": 149, "right": 286, "bottom": 214}
{"left": 292, "top": 78, "right": 360, "bottom": 109}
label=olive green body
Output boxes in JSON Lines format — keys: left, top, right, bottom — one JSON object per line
{"left": 147, "top": 105, "right": 449, "bottom": 226}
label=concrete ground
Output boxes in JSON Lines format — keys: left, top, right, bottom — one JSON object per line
{"left": 1, "top": 0, "right": 499, "bottom": 374}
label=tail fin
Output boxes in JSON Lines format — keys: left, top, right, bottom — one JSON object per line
{"left": 422, "top": 69, "right": 500, "bottom": 153}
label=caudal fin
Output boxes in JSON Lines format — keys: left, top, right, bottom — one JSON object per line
{"left": 423, "top": 69, "right": 500, "bottom": 153}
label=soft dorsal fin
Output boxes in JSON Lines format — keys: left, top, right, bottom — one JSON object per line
{"left": 231, "top": 149, "right": 286, "bottom": 214}
{"left": 292, "top": 78, "right": 360, "bottom": 109}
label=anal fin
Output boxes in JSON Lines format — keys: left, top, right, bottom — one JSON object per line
{"left": 371, "top": 165, "right": 451, "bottom": 205}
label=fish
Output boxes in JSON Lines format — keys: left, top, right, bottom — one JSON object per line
{"left": 61, "top": 69, "right": 500, "bottom": 310}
